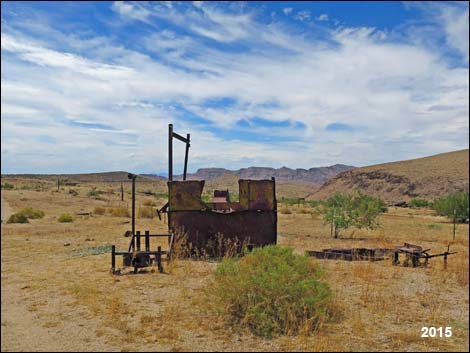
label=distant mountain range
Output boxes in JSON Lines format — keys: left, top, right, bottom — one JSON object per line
{"left": 145, "top": 164, "right": 355, "bottom": 184}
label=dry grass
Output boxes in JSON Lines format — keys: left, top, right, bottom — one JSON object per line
{"left": 1, "top": 179, "right": 468, "bottom": 352}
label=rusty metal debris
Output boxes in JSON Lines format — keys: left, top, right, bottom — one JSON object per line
{"left": 308, "top": 242, "right": 457, "bottom": 268}
{"left": 392, "top": 242, "right": 457, "bottom": 268}
{"left": 307, "top": 248, "right": 394, "bottom": 261}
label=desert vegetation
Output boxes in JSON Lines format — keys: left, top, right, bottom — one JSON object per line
{"left": 321, "top": 192, "right": 387, "bottom": 238}
{"left": 1, "top": 176, "right": 468, "bottom": 352}
{"left": 207, "top": 246, "right": 332, "bottom": 338}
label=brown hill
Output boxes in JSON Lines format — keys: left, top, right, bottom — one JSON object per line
{"left": 309, "top": 149, "right": 469, "bottom": 203}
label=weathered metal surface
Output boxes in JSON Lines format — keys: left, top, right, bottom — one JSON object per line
{"left": 168, "top": 180, "right": 206, "bottom": 211}
{"left": 308, "top": 248, "right": 394, "bottom": 261}
{"left": 168, "top": 178, "right": 277, "bottom": 253}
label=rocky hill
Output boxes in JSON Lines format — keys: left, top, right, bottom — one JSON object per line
{"left": 309, "top": 149, "right": 469, "bottom": 203}
{"left": 176, "top": 164, "right": 354, "bottom": 184}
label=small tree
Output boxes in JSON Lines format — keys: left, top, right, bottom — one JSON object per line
{"left": 432, "top": 192, "right": 469, "bottom": 223}
{"left": 322, "top": 192, "right": 387, "bottom": 238}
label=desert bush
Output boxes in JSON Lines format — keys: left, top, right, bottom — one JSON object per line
{"left": 207, "top": 245, "right": 332, "bottom": 338}
{"left": 432, "top": 192, "right": 469, "bottom": 223}
{"left": 109, "top": 207, "right": 130, "bottom": 217}
{"left": 1, "top": 182, "right": 14, "bottom": 190}
{"left": 138, "top": 206, "right": 154, "bottom": 219}
{"left": 409, "top": 198, "right": 429, "bottom": 208}
{"left": 279, "top": 207, "right": 292, "bottom": 214}
{"left": 58, "top": 214, "right": 73, "bottom": 223}
{"left": 19, "top": 207, "right": 45, "bottom": 219}
{"left": 88, "top": 187, "right": 103, "bottom": 198}
{"left": 7, "top": 213, "right": 29, "bottom": 224}
{"left": 93, "top": 206, "right": 106, "bottom": 215}
{"left": 322, "top": 192, "right": 387, "bottom": 238}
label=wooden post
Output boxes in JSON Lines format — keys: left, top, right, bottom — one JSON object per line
{"left": 57, "top": 177, "right": 60, "bottom": 192}
{"left": 136, "top": 231, "right": 141, "bottom": 252}
{"left": 444, "top": 254, "right": 448, "bottom": 270}
{"left": 121, "top": 182, "right": 124, "bottom": 201}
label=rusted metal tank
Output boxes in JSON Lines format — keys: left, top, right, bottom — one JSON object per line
{"left": 168, "top": 178, "right": 277, "bottom": 252}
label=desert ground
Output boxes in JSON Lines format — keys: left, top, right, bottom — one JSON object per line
{"left": 1, "top": 178, "right": 468, "bottom": 352}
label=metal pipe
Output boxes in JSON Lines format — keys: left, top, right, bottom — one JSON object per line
{"left": 169, "top": 124, "right": 173, "bottom": 181}
{"left": 183, "top": 133, "right": 190, "bottom": 180}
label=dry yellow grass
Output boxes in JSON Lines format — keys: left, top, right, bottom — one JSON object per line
{"left": 1, "top": 178, "right": 468, "bottom": 351}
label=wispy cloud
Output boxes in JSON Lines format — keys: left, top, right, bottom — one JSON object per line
{"left": 1, "top": 1, "right": 468, "bottom": 174}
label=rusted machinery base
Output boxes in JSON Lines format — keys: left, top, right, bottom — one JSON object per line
{"left": 111, "top": 230, "right": 174, "bottom": 274}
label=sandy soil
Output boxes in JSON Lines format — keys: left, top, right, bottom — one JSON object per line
{"left": 1, "top": 183, "right": 468, "bottom": 352}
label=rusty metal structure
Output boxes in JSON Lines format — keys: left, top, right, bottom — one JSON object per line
{"left": 111, "top": 173, "right": 174, "bottom": 274}
{"left": 165, "top": 123, "right": 277, "bottom": 254}
{"left": 111, "top": 123, "right": 277, "bottom": 273}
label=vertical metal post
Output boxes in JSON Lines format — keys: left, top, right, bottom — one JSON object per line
{"left": 121, "top": 182, "right": 124, "bottom": 201}
{"left": 183, "top": 133, "right": 190, "bottom": 181}
{"left": 145, "top": 230, "right": 150, "bottom": 251}
{"left": 157, "top": 246, "right": 162, "bottom": 273}
{"left": 57, "top": 177, "right": 60, "bottom": 192}
{"left": 136, "top": 231, "right": 141, "bottom": 251}
{"left": 111, "top": 245, "right": 116, "bottom": 274}
{"left": 132, "top": 177, "right": 136, "bottom": 236}
{"left": 169, "top": 124, "right": 173, "bottom": 181}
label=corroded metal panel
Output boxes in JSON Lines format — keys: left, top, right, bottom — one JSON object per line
{"left": 168, "top": 178, "right": 277, "bottom": 252}
{"left": 238, "top": 179, "right": 275, "bottom": 210}
{"left": 170, "top": 210, "right": 277, "bottom": 250}
{"left": 168, "top": 180, "right": 206, "bottom": 211}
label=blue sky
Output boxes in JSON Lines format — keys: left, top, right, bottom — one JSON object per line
{"left": 1, "top": 1, "right": 468, "bottom": 175}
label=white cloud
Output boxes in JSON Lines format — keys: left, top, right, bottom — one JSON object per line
{"left": 1, "top": 2, "right": 468, "bottom": 174}
{"left": 283, "top": 8, "right": 293, "bottom": 15}
{"left": 316, "top": 14, "right": 329, "bottom": 21}
{"left": 294, "top": 10, "right": 311, "bottom": 22}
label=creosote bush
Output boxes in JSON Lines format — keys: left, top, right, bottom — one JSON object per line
{"left": 58, "top": 214, "right": 73, "bottom": 223}
{"left": 207, "top": 245, "right": 332, "bottom": 338}
{"left": 7, "top": 213, "right": 29, "bottom": 224}
{"left": 20, "top": 207, "right": 45, "bottom": 219}
{"left": 6, "top": 207, "right": 45, "bottom": 223}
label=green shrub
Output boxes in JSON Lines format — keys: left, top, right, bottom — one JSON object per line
{"left": 1, "top": 182, "right": 14, "bottom": 190}
{"left": 19, "top": 207, "right": 45, "bottom": 219}
{"left": 207, "top": 245, "right": 332, "bottom": 338}
{"left": 93, "top": 206, "right": 106, "bottom": 215}
{"left": 7, "top": 213, "right": 29, "bottom": 224}
{"left": 409, "top": 198, "right": 429, "bottom": 208}
{"left": 322, "top": 192, "right": 387, "bottom": 238}
{"left": 432, "top": 192, "right": 469, "bottom": 223}
{"left": 58, "top": 214, "right": 73, "bottom": 223}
